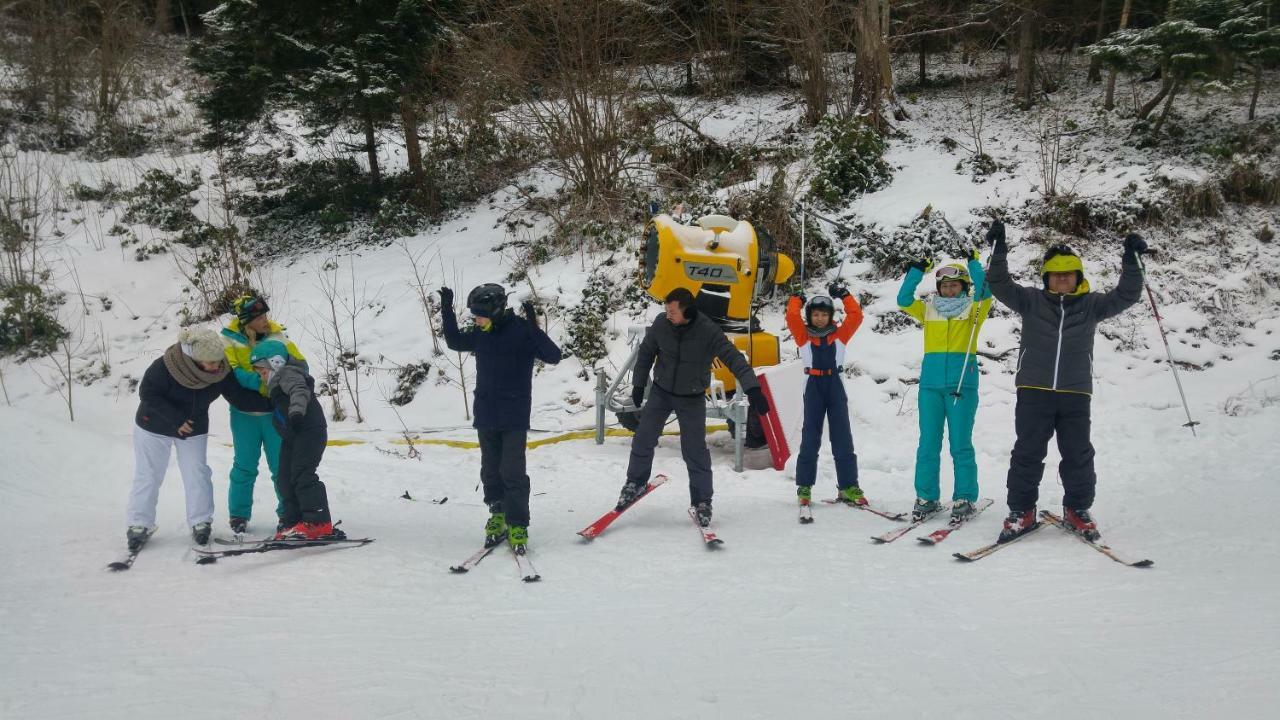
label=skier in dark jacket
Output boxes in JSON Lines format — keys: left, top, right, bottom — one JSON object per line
{"left": 125, "top": 328, "right": 270, "bottom": 551}
{"left": 617, "top": 287, "right": 770, "bottom": 527}
{"left": 441, "top": 283, "right": 562, "bottom": 553}
{"left": 249, "top": 340, "right": 344, "bottom": 541}
{"left": 986, "top": 220, "right": 1146, "bottom": 542}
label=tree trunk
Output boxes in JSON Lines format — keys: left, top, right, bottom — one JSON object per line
{"left": 1151, "top": 79, "right": 1180, "bottom": 134}
{"left": 154, "top": 0, "right": 171, "bottom": 32}
{"left": 919, "top": 44, "right": 927, "bottom": 85}
{"left": 1015, "top": 6, "right": 1038, "bottom": 110}
{"left": 1087, "top": 0, "right": 1108, "bottom": 82}
{"left": 1103, "top": 0, "right": 1133, "bottom": 110}
{"left": 364, "top": 112, "right": 381, "bottom": 191}
{"left": 401, "top": 94, "right": 424, "bottom": 191}
{"left": 685, "top": 61, "right": 694, "bottom": 93}
{"left": 1136, "top": 73, "right": 1171, "bottom": 120}
{"left": 853, "top": 0, "right": 897, "bottom": 131}
{"left": 1249, "top": 62, "right": 1262, "bottom": 121}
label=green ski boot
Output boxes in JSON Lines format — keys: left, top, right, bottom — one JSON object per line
{"left": 508, "top": 525, "right": 528, "bottom": 553}
{"left": 839, "top": 485, "right": 866, "bottom": 505}
{"left": 797, "top": 485, "right": 812, "bottom": 506}
{"left": 484, "top": 512, "right": 507, "bottom": 548}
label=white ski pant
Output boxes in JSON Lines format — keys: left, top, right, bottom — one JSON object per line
{"left": 125, "top": 425, "right": 214, "bottom": 529}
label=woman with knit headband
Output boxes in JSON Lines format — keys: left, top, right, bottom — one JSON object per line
{"left": 123, "top": 327, "right": 271, "bottom": 553}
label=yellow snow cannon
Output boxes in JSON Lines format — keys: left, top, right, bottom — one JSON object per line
{"left": 640, "top": 213, "right": 795, "bottom": 391}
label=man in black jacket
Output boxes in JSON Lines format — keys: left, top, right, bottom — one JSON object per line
{"left": 986, "top": 220, "right": 1146, "bottom": 542}
{"left": 618, "top": 287, "right": 770, "bottom": 526}
{"left": 441, "top": 283, "right": 562, "bottom": 552}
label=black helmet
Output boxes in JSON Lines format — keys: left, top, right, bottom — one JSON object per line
{"left": 805, "top": 295, "right": 837, "bottom": 337}
{"left": 467, "top": 283, "right": 508, "bottom": 319}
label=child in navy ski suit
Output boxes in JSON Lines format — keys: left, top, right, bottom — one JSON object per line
{"left": 785, "top": 284, "right": 864, "bottom": 505}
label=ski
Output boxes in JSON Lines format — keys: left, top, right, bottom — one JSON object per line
{"left": 449, "top": 534, "right": 507, "bottom": 573}
{"left": 871, "top": 503, "right": 951, "bottom": 544}
{"left": 107, "top": 527, "right": 156, "bottom": 571}
{"left": 798, "top": 502, "right": 814, "bottom": 524}
{"left": 918, "top": 499, "right": 995, "bottom": 545}
{"left": 193, "top": 543, "right": 217, "bottom": 565}
{"left": 192, "top": 537, "right": 373, "bottom": 559}
{"left": 577, "top": 474, "right": 669, "bottom": 540}
{"left": 688, "top": 507, "right": 724, "bottom": 547}
{"left": 953, "top": 522, "right": 1044, "bottom": 562}
{"left": 512, "top": 546, "right": 541, "bottom": 582}
{"left": 821, "top": 498, "right": 908, "bottom": 522}
{"left": 1040, "top": 511, "right": 1154, "bottom": 568}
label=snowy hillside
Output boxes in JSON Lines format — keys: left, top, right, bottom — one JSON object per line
{"left": 3, "top": 50, "right": 1280, "bottom": 719}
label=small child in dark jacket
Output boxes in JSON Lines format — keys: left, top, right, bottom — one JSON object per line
{"left": 249, "top": 340, "right": 343, "bottom": 540}
{"left": 440, "top": 283, "right": 562, "bottom": 553}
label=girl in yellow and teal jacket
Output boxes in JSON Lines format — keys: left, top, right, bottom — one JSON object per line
{"left": 896, "top": 254, "right": 992, "bottom": 523}
{"left": 220, "top": 294, "right": 306, "bottom": 534}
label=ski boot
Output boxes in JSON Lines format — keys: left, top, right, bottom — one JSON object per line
{"left": 484, "top": 512, "right": 508, "bottom": 548}
{"left": 839, "top": 485, "right": 867, "bottom": 506}
{"left": 796, "top": 485, "right": 812, "bottom": 506}
{"left": 1063, "top": 507, "right": 1101, "bottom": 542}
{"left": 126, "top": 525, "right": 152, "bottom": 552}
{"left": 950, "top": 500, "right": 976, "bottom": 522}
{"left": 911, "top": 499, "right": 941, "bottom": 523}
{"left": 693, "top": 501, "right": 713, "bottom": 528}
{"left": 998, "top": 508, "right": 1038, "bottom": 543}
{"left": 229, "top": 516, "right": 248, "bottom": 535}
{"left": 191, "top": 522, "right": 212, "bottom": 546}
{"left": 280, "top": 521, "right": 343, "bottom": 541}
{"left": 508, "top": 525, "right": 529, "bottom": 554}
{"left": 616, "top": 480, "right": 648, "bottom": 511}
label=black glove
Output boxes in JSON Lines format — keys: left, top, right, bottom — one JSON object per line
{"left": 792, "top": 293, "right": 806, "bottom": 305}
{"left": 906, "top": 259, "right": 931, "bottom": 273}
{"left": 439, "top": 286, "right": 454, "bottom": 308}
{"left": 1123, "top": 233, "right": 1149, "bottom": 260}
{"left": 632, "top": 383, "right": 646, "bottom": 409}
{"left": 987, "top": 220, "right": 1007, "bottom": 255}
{"left": 521, "top": 300, "right": 537, "bottom": 322}
{"left": 746, "top": 387, "right": 770, "bottom": 416}
{"left": 827, "top": 283, "right": 850, "bottom": 299}
{"left": 287, "top": 412, "right": 304, "bottom": 434}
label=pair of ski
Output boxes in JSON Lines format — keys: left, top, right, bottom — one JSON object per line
{"left": 952, "top": 510, "right": 1153, "bottom": 567}
{"left": 106, "top": 528, "right": 222, "bottom": 570}
{"left": 575, "top": 474, "right": 723, "bottom": 547}
{"left": 867, "top": 499, "right": 996, "bottom": 545}
{"left": 448, "top": 533, "right": 541, "bottom": 582}
{"left": 806, "top": 497, "right": 909, "bottom": 524}
{"left": 193, "top": 534, "right": 374, "bottom": 559}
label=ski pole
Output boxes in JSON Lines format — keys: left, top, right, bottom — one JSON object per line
{"left": 951, "top": 237, "right": 996, "bottom": 400}
{"left": 1136, "top": 253, "right": 1200, "bottom": 436}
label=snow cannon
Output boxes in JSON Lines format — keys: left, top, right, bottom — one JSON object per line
{"left": 641, "top": 213, "right": 795, "bottom": 390}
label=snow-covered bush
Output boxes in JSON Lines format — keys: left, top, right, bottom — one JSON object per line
{"left": 564, "top": 270, "right": 618, "bottom": 373}
{"left": 808, "top": 115, "right": 891, "bottom": 207}
{"left": 852, "top": 209, "right": 971, "bottom": 277}
{"left": 120, "top": 169, "right": 200, "bottom": 232}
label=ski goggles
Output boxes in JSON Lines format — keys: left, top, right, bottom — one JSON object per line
{"left": 934, "top": 266, "right": 968, "bottom": 280}
{"left": 806, "top": 295, "right": 834, "bottom": 309}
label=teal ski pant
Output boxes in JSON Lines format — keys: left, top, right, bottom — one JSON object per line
{"left": 913, "top": 386, "right": 979, "bottom": 503}
{"left": 228, "top": 408, "right": 284, "bottom": 521}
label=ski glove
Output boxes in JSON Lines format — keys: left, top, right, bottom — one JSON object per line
{"left": 1123, "top": 233, "right": 1150, "bottom": 261}
{"left": 632, "top": 383, "right": 646, "bottom": 409}
{"left": 746, "top": 387, "right": 770, "bottom": 416}
{"left": 906, "top": 259, "right": 932, "bottom": 273}
{"left": 987, "top": 219, "right": 1007, "bottom": 255}
{"left": 827, "top": 283, "right": 850, "bottom": 299}
{"left": 287, "top": 412, "right": 304, "bottom": 436}
{"left": 521, "top": 300, "right": 537, "bottom": 323}
{"left": 439, "top": 286, "right": 454, "bottom": 308}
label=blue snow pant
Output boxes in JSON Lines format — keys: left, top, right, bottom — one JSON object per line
{"left": 228, "top": 408, "right": 285, "bottom": 522}
{"left": 795, "top": 375, "right": 859, "bottom": 489}
{"left": 913, "top": 385, "right": 979, "bottom": 503}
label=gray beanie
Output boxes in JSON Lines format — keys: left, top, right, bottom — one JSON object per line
{"left": 178, "top": 327, "right": 226, "bottom": 364}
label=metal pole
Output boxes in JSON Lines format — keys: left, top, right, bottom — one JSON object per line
{"left": 952, "top": 233, "right": 998, "bottom": 399}
{"left": 799, "top": 201, "right": 806, "bottom": 287}
{"left": 594, "top": 369, "right": 607, "bottom": 445}
{"left": 1137, "top": 254, "right": 1200, "bottom": 436}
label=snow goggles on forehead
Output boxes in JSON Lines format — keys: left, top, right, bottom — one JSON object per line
{"left": 935, "top": 266, "right": 967, "bottom": 280}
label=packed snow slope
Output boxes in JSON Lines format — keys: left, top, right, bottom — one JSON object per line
{"left": 3, "top": 68, "right": 1280, "bottom": 719}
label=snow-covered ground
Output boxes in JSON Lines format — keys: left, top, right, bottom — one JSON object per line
{"left": 3, "top": 58, "right": 1279, "bottom": 719}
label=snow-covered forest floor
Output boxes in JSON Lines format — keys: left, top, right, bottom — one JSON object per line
{"left": 2, "top": 51, "right": 1279, "bottom": 719}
